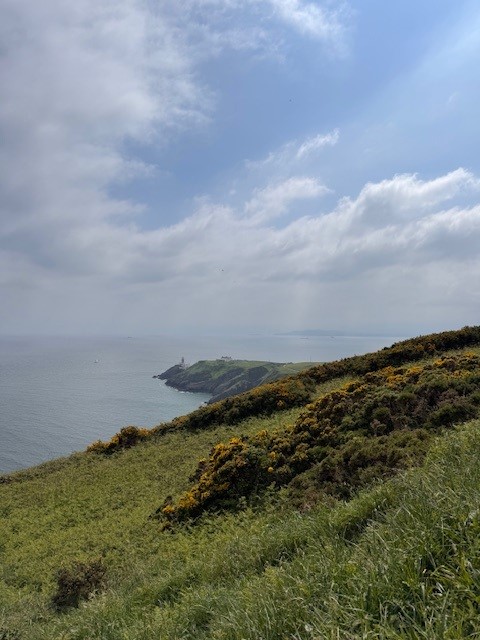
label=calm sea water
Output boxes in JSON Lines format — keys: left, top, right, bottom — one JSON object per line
{"left": 0, "top": 334, "right": 403, "bottom": 474}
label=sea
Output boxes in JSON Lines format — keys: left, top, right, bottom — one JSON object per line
{"left": 0, "top": 333, "right": 404, "bottom": 474}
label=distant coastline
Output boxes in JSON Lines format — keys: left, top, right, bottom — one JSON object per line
{"left": 281, "top": 329, "right": 406, "bottom": 339}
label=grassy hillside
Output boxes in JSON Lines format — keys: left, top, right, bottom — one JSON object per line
{"left": 2, "top": 327, "right": 480, "bottom": 639}
{"left": 157, "top": 358, "right": 317, "bottom": 403}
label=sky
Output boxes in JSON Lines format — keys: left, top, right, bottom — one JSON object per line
{"left": 1, "top": 0, "right": 480, "bottom": 337}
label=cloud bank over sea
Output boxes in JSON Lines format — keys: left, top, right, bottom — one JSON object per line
{"left": 1, "top": 0, "right": 480, "bottom": 335}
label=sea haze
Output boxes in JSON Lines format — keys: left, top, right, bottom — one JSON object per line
{"left": 0, "top": 334, "right": 403, "bottom": 474}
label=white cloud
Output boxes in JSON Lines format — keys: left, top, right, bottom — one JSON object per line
{"left": 244, "top": 177, "right": 329, "bottom": 222}
{"left": 268, "top": 0, "right": 347, "bottom": 41}
{"left": 0, "top": 167, "right": 478, "bottom": 333}
{"left": 296, "top": 129, "right": 340, "bottom": 158}
{"left": 4, "top": 167, "right": 480, "bottom": 329}
{"left": 245, "top": 128, "right": 340, "bottom": 171}
{"left": 0, "top": 1, "right": 348, "bottom": 268}
{"left": 168, "top": 0, "right": 350, "bottom": 60}
{"left": 0, "top": 0, "right": 211, "bottom": 245}
{"left": 342, "top": 168, "right": 480, "bottom": 229}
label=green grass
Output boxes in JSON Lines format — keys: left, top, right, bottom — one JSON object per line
{"left": 0, "top": 377, "right": 342, "bottom": 600}
{"left": 264, "top": 361, "right": 321, "bottom": 379}
{"left": 3, "top": 331, "right": 480, "bottom": 638}
{"left": 3, "top": 421, "right": 480, "bottom": 639}
{"left": 181, "top": 360, "right": 319, "bottom": 380}
{"left": 0, "top": 377, "right": 342, "bottom": 573}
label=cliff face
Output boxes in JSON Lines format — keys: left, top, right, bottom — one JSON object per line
{"left": 155, "top": 359, "right": 289, "bottom": 404}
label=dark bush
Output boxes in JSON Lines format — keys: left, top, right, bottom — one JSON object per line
{"left": 0, "top": 629, "right": 20, "bottom": 640}
{"left": 51, "top": 560, "right": 106, "bottom": 611}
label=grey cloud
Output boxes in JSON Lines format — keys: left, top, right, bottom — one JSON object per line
{"left": 0, "top": 0, "right": 210, "bottom": 286}
{"left": 244, "top": 177, "right": 329, "bottom": 223}
{"left": 0, "top": 0, "right": 349, "bottom": 296}
{"left": 3, "top": 160, "right": 480, "bottom": 291}
{"left": 411, "top": 205, "right": 480, "bottom": 261}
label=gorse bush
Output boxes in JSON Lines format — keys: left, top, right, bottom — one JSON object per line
{"left": 87, "top": 426, "right": 150, "bottom": 454}
{"left": 89, "top": 378, "right": 315, "bottom": 455}
{"left": 300, "top": 324, "right": 480, "bottom": 385}
{"left": 162, "top": 376, "right": 315, "bottom": 432}
{"left": 162, "top": 352, "right": 480, "bottom": 523}
{"left": 88, "top": 326, "right": 480, "bottom": 457}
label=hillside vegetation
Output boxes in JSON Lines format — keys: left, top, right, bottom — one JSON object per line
{"left": 2, "top": 326, "right": 480, "bottom": 639}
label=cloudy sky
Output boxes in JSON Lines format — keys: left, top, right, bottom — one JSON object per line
{"left": 1, "top": 0, "right": 480, "bottom": 336}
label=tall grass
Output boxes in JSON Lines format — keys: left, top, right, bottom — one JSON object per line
{"left": 3, "top": 420, "right": 480, "bottom": 639}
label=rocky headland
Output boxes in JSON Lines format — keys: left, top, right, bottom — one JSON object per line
{"left": 154, "top": 358, "right": 315, "bottom": 404}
